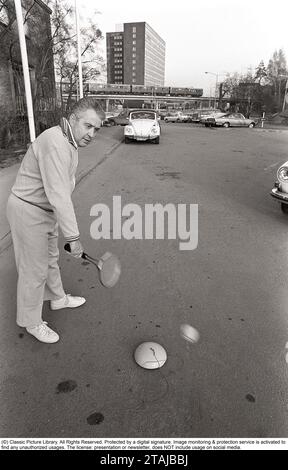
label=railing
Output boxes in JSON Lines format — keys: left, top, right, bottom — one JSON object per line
{"left": 15, "top": 96, "right": 26, "bottom": 115}
{"left": 15, "top": 96, "right": 58, "bottom": 115}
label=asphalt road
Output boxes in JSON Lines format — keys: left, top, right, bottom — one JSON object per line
{"left": 1, "top": 123, "right": 288, "bottom": 438}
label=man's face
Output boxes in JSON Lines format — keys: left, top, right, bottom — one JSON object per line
{"left": 69, "top": 109, "right": 102, "bottom": 147}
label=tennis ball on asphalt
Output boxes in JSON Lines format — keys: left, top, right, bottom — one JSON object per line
{"left": 180, "top": 324, "right": 200, "bottom": 343}
{"left": 134, "top": 342, "right": 167, "bottom": 369}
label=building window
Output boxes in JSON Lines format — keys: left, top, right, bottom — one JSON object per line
{"left": 132, "top": 27, "right": 136, "bottom": 32}
{"left": 132, "top": 47, "right": 136, "bottom": 51}
{"left": 133, "top": 33, "right": 136, "bottom": 39}
{"left": 132, "top": 53, "right": 136, "bottom": 58}
{"left": 132, "top": 40, "right": 136, "bottom": 45}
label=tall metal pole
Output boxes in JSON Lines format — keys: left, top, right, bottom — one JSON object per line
{"left": 75, "top": 0, "right": 83, "bottom": 98}
{"left": 215, "top": 74, "right": 218, "bottom": 109}
{"left": 282, "top": 79, "right": 288, "bottom": 113}
{"left": 14, "top": 0, "right": 35, "bottom": 142}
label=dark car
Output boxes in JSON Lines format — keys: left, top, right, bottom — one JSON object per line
{"left": 106, "top": 108, "right": 150, "bottom": 126}
{"left": 106, "top": 109, "right": 132, "bottom": 126}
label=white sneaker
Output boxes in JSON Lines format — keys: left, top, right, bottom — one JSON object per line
{"left": 50, "top": 294, "right": 86, "bottom": 310}
{"left": 26, "top": 322, "right": 59, "bottom": 343}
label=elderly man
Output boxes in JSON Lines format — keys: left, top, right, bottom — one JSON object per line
{"left": 7, "top": 98, "right": 105, "bottom": 343}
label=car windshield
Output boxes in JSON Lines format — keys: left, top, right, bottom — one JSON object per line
{"left": 130, "top": 112, "right": 156, "bottom": 120}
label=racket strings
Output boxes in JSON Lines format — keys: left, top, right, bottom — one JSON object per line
{"left": 101, "top": 255, "right": 121, "bottom": 287}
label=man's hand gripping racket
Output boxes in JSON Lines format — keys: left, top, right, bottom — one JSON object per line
{"left": 64, "top": 243, "right": 121, "bottom": 288}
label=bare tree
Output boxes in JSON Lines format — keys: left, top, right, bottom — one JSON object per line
{"left": 266, "top": 49, "right": 288, "bottom": 109}
{"left": 254, "top": 60, "right": 268, "bottom": 85}
{"left": 48, "top": 0, "right": 104, "bottom": 113}
{"left": 0, "top": 0, "right": 104, "bottom": 145}
{"left": 220, "top": 73, "right": 241, "bottom": 99}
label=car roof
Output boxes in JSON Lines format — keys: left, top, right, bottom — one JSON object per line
{"left": 129, "top": 108, "right": 157, "bottom": 113}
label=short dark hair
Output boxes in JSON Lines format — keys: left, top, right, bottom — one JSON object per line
{"left": 69, "top": 97, "right": 105, "bottom": 120}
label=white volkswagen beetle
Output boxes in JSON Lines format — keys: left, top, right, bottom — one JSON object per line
{"left": 124, "top": 110, "right": 160, "bottom": 144}
{"left": 271, "top": 161, "right": 288, "bottom": 213}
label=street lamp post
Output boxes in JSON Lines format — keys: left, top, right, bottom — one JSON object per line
{"left": 75, "top": 0, "right": 83, "bottom": 99}
{"left": 205, "top": 71, "right": 218, "bottom": 109}
{"left": 283, "top": 79, "right": 288, "bottom": 113}
{"left": 205, "top": 72, "right": 226, "bottom": 109}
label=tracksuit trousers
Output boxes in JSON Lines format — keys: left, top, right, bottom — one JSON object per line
{"left": 6, "top": 193, "right": 65, "bottom": 328}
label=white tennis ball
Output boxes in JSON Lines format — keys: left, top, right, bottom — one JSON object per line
{"left": 180, "top": 324, "right": 200, "bottom": 343}
{"left": 134, "top": 342, "right": 167, "bottom": 369}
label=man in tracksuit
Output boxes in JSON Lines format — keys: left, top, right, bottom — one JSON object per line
{"left": 7, "top": 97, "right": 105, "bottom": 343}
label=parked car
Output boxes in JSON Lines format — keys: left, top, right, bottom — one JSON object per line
{"left": 106, "top": 108, "right": 160, "bottom": 126}
{"left": 270, "top": 161, "right": 288, "bottom": 213}
{"left": 158, "top": 110, "right": 169, "bottom": 120}
{"left": 205, "top": 113, "right": 257, "bottom": 128}
{"left": 124, "top": 110, "right": 161, "bottom": 144}
{"left": 188, "top": 109, "right": 219, "bottom": 123}
{"left": 105, "top": 108, "right": 133, "bottom": 126}
{"left": 164, "top": 111, "right": 190, "bottom": 123}
{"left": 200, "top": 110, "right": 227, "bottom": 125}
{"left": 102, "top": 111, "right": 120, "bottom": 126}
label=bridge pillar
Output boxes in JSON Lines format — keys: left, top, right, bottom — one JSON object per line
{"left": 105, "top": 98, "right": 109, "bottom": 112}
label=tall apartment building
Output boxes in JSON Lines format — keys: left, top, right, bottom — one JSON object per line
{"left": 106, "top": 22, "right": 165, "bottom": 86}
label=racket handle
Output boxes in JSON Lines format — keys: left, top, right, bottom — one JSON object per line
{"left": 64, "top": 243, "right": 71, "bottom": 252}
{"left": 64, "top": 243, "right": 86, "bottom": 260}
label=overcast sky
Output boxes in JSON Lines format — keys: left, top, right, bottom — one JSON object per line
{"left": 77, "top": 0, "right": 288, "bottom": 94}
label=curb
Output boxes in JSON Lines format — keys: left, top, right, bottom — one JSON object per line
{"left": 254, "top": 127, "right": 288, "bottom": 133}
{"left": 76, "top": 139, "right": 122, "bottom": 187}
{"left": 0, "top": 138, "right": 123, "bottom": 256}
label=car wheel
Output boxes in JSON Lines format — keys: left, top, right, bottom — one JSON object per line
{"left": 248, "top": 123, "right": 255, "bottom": 128}
{"left": 223, "top": 122, "right": 230, "bottom": 128}
{"left": 281, "top": 203, "right": 288, "bottom": 214}
{"left": 124, "top": 137, "right": 130, "bottom": 144}
{"left": 153, "top": 137, "right": 160, "bottom": 144}
{"left": 110, "top": 120, "right": 116, "bottom": 126}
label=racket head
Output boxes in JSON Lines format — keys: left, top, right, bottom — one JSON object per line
{"left": 99, "top": 252, "right": 121, "bottom": 288}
